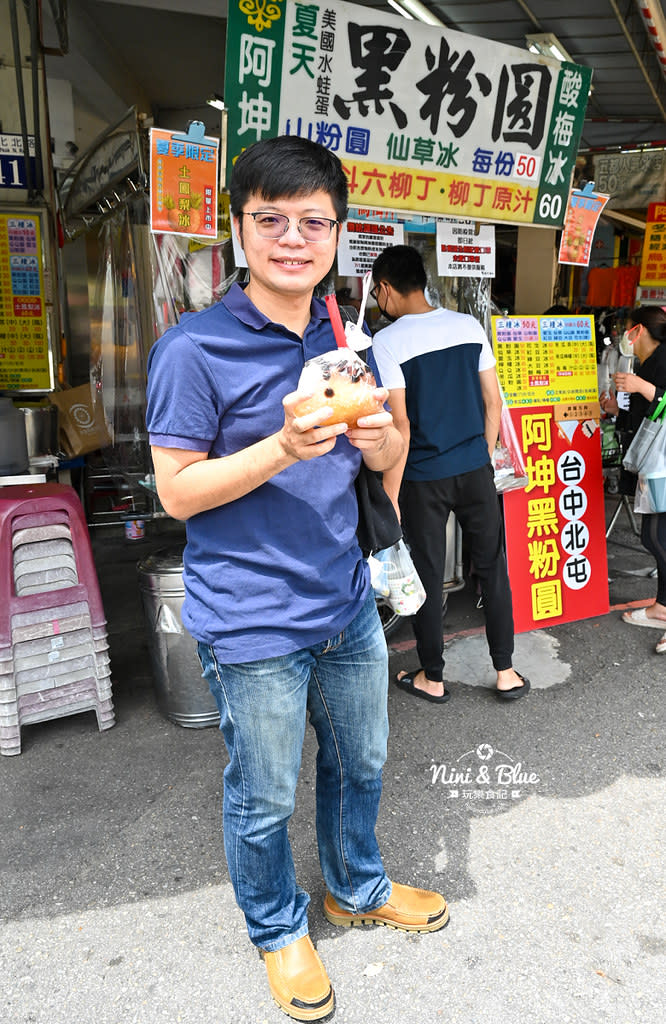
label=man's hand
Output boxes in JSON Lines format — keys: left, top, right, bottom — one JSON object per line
{"left": 279, "top": 391, "right": 349, "bottom": 461}
{"left": 344, "top": 387, "right": 394, "bottom": 456}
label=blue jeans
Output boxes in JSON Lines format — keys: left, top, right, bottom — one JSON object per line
{"left": 197, "top": 592, "right": 391, "bottom": 951}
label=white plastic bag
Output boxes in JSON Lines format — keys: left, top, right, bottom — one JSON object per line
{"left": 634, "top": 409, "right": 666, "bottom": 513}
{"left": 373, "top": 539, "right": 426, "bottom": 616}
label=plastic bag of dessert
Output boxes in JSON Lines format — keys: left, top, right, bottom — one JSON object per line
{"left": 294, "top": 349, "right": 385, "bottom": 427}
{"left": 373, "top": 540, "right": 426, "bottom": 616}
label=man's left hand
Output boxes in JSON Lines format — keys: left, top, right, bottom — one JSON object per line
{"left": 345, "top": 388, "right": 393, "bottom": 454}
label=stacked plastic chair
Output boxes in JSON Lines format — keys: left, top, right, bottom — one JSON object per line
{"left": 0, "top": 482, "right": 114, "bottom": 755}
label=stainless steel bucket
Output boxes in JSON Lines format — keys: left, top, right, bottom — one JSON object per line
{"left": 21, "top": 404, "right": 59, "bottom": 458}
{"left": 137, "top": 547, "right": 220, "bottom": 728}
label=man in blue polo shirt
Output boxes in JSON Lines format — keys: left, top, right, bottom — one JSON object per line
{"left": 371, "top": 244, "right": 529, "bottom": 705}
{"left": 146, "top": 138, "right": 448, "bottom": 1021}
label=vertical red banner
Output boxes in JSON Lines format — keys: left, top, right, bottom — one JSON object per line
{"left": 503, "top": 405, "right": 609, "bottom": 632}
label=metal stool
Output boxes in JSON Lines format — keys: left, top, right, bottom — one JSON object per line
{"left": 605, "top": 493, "right": 640, "bottom": 540}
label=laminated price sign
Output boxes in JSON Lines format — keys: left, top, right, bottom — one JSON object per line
{"left": 493, "top": 315, "right": 609, "bottom": 632}
{"left": 436, "top": 218, "right": 495, "bottom": 277}
{"left": 0, "top": 212, "right": 51, "bottom": 391}
{"left": 337, "top": 217, "right": 404, "bottom": 275}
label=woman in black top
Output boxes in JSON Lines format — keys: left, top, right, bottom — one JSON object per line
{"left": 601, "top": 306, "right": 666, "bottom": 650}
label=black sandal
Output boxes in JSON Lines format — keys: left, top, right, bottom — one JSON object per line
{"left": 395, "top": 669, "right": 451, "bottom": 704}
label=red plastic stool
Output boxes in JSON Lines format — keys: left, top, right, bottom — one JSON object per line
{"left": 0, "top": 484, "right": 106, "bottom": 648}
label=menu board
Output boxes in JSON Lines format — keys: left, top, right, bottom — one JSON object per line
{"left": 494, "top": 315, "right": 598, "bottom": 409}
{"left": 493, "top": 315, "right": 609, "bottom": 632}
{"left": 0, "top": 212, "right": 51, "bottom": 391}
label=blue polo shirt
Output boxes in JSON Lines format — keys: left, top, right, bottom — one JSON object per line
{"left": 372, "top": 307, "right": 496, "bottom": 481}
{"left": 146, "top": 282, "right": 371, "bottom": 663}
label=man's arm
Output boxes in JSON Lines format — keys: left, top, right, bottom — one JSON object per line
{"left": 479, "top": 367, "right": 502, "bottom": 458}
{"left": 152, "top": 392, "right": 349, "bottom": 521}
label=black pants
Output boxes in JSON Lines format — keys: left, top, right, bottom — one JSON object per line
{"left": 400, "top": 463, "right": 515, "bottom": 681}
{"left": 641, "top": 511, "right": 666, "bottom": 605}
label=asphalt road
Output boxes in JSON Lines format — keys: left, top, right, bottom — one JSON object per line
{"left": 1, "top": 503, "right": 664, "bottom": 1024}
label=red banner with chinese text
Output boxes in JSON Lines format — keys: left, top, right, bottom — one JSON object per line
{"left": 503, "top": 405, "right": 609, "bottom": 632}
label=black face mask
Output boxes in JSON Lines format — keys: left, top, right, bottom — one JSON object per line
{"left": 374, "top": 286, "right": 398, "bottom": 324}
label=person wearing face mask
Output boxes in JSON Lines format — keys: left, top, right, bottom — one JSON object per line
{"left": 600, "top": 307, "right": 666, "bottom": 649}
{"left": 370, "top": 244, "right": 529, "bottom": 703}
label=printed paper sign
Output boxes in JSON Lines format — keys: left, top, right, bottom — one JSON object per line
{"left": 0, "top": 213, "right": 51, "bottom": 391}
{"left": 337, "top": 218, "right": 404, "bottom": 275}
{"left": 493, "top": 315, "right": 598, "bottom": 408}
{"left": 150, "top": 125, "right": 219, "bottom": 239}
{"left": 436, "top": 218, "right": 495, "bottom": 277}
{"left": 558, "top": 184, "right": 609, "bottom": 266}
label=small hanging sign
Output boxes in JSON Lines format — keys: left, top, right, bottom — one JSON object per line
{"left": 558, "top": 182, "right": 609, "bottom": 267}
{"left": 436, "top": 218, "right": 495, "bottom": 278}
{"left": 150, "top": 122, "right": 219, "bottom": 239}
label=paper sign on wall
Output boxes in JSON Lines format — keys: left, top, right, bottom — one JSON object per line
{"left": 436, "top": 219, "right": 495, "bottom": 277}
{"left": 150, "top": 123, "right": 219, "bottom": 240}
{"left": 337, "top": 218, "right": 404, "bottom": 276}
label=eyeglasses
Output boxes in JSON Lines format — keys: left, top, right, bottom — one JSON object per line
{"left": 240, "top": 211, "right": 339, "bottom": 242}
{"left": 370, "top": 283, "right": 381, "bottom": 302}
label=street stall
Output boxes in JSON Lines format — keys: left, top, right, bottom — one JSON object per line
{"left": 222, "top": 0, "right": 606, "bottom": 634}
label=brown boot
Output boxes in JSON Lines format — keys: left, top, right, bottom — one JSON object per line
{"left": 324, "top": 881, "right": 449, "bottom": 933}
{"left": 261, "top": 934, "right": 334, "bottom": 1021}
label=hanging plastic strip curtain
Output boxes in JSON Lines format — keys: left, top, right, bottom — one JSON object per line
{"left": 88, "top": 193, "right": 239, "bottom": 518}
{"left": 90, "top": 197, "right": 154, "bottom": 516}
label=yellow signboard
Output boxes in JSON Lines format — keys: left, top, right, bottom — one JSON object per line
{"left": 0, "top": 212, "right": 51, "bottom": 391}
{"left": 493, "top": 315, "right": 598, "bottom": 408}
{"left": 640, "top": 202, "right": 666, "bottom": 288}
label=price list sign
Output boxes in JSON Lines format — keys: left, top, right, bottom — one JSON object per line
{"left": 493, "top": 315, "right": 598, "bottom": 408}
{"left": 0, "top": 213, "right": 51, "bottom": 391}
{"left": 492, "top": 315, "right": 608, "bottom": 632}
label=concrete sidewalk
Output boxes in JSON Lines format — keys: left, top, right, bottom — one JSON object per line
{"left": 2, "top": 500, "right": 664, "bottom": 1024}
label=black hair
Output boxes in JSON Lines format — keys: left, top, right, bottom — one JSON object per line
{"left": 229, "top": 135, "right": 348, "bottom": 222}
{"left": 628, "top": 306, "right": 666, "bottom": 343}
{"left": 372, "top": 245, "right": 427, "bottom": 294}
{"left": 543, "top": 304, "right": 570, "bottom": 315}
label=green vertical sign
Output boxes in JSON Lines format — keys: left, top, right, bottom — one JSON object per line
{"left": 534, "top": 62, "right": 593, "bottom": 227}
{"left": 224, "top": 0, "right": 287, "bottom": 182}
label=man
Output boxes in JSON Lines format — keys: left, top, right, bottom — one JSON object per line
{"left": 371, "top": 244, "right": 529, "bottom": 704}
{"left": 146, "top": 138, "right": 448, "bottom": 1022}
